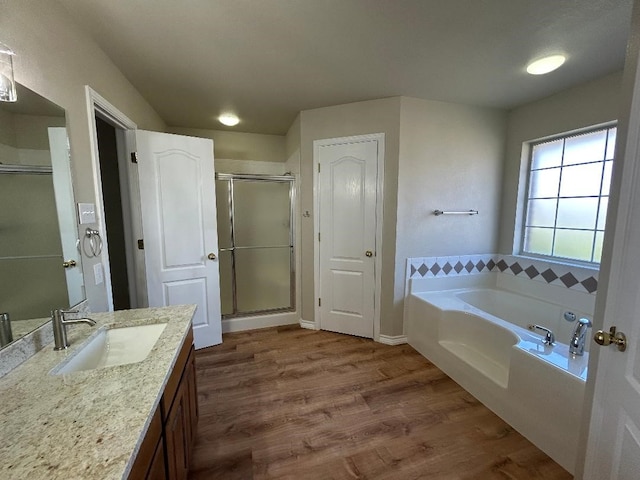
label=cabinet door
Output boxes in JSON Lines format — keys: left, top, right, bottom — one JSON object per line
{"left": 146, "top": 438, "right": 167, "bottom": 480}
{"left": 129, "top": 406, "right": 164, "bottom": 480}
{"left": 186, "top": 351, "right": 199, "bottom": 446}
{"left": 165, "top": 389, "right": 189, "bottom": 480}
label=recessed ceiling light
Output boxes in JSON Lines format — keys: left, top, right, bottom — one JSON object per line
{"left": 218, "top": 113, "right": 240, "bottom": 126}
{"left": 526, "top": 55, "right": 566, "bottom": 75}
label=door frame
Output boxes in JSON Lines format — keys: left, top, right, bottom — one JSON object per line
{"left": 313, "top": 133, "right": 385, "bottom": 341}
{"left": 85, "top": 86, "right": 146, "bottom": 310}
{"left": 215, "top": 173, "right": 297, "bottom": 319}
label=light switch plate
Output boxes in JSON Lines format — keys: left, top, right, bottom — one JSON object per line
{"left": 78, "top": 203, "right": 96, "bottom": 224}
{"left": 93, "top": 263, "right": 104, "bottom": 285}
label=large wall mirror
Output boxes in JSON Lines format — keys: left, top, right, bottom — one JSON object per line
{"left": 0, "top": 83, "right": 85, "bottom": 349}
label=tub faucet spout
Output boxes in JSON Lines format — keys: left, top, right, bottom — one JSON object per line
{"left": 528, "top": 324, "right": 555, "bottom": 346}
{"left": 569, "top": 318, "right": 592, "bottom": 356}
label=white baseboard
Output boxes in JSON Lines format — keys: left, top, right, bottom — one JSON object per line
{"left": 378, "top": 334, "right": 408, "bottom": 346}
{"left": 222, "top": 312, "right": 299, "bottom": 333}
{"left": 299, "top": 319, "right": 319, "bottom": 330}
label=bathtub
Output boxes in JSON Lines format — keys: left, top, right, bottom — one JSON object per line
{"left": 407, "top": 287, "right": 590, "bottom": 474}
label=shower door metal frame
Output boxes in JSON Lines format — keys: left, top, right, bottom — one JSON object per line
{"left": 216, "top": 173, "right": 296, "bottom": 318}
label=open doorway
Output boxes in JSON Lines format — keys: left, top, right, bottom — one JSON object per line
{"left": 94, "top": 116, "right": 132, "bottom": 310}
{"left": 86, "top": 86, "right": 146, "bottom": 311}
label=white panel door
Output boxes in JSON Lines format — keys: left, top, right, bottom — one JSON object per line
{"left": 318, "top": 139, "right": 378, "bottom": 338}
{"left": 136, "top": 130, "right": 222, "bottom": 349}
{"left": 48, "top": 127, "right": 85, "bottom": 307}
{"left": 582, "top": 19, "right": 640, "bottom": 477}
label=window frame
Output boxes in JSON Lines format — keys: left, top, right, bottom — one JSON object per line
{"left": 519, "top": 122, "right": 617, "bottom": 267}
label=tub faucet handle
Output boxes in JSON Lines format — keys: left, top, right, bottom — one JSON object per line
{"left": 528, "top": 324, "right": 556, "bottom": 346}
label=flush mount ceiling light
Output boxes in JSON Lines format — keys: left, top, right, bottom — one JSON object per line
{"left": 218, "top": 113, "right": 240, "bottom": 127}
{"left": 0, "top": 42, "right": 17, "bottom": 102}
{"left": 526, "top": 55, "right": 566, "bottom": 75}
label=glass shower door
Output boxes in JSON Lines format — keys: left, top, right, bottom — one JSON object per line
{"left": 215, "top": 174, "right": 294, "bottom": 317}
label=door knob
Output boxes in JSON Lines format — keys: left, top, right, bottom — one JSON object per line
{"left": 62, "top": 259, "right": 77, "bottom": 268}
{"left": 207, "top": 253, "right": 217, "bottom": 260}
{"left": 594, "top": 326, "right": 627, "bottom": 352}
{"left": 365, "top": 250, "right": 373, "bottom": 257}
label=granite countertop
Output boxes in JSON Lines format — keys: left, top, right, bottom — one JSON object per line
{"left": 0, "top": 304, "right": 196, "bottom": 480}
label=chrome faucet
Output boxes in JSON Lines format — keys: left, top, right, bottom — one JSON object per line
{"left": 52, "top": 309, "right": 96, "bottom": 350}
{"left": 528, "top": 324, "right": 556, "bottom": 346}
{"left": 569, "top": 318, "right": 592, "bottom": 356}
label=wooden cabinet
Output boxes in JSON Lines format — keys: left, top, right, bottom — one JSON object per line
{"left": 146, "top": 437, "right": 167, "bottom": 480}
{"left": 185, "top": 352, "right": 199, "bottom": 445}
{"left": 164, "top": 347, "right": 197, "bottom": 480}
{"left": 128, "top": 406, "right": 163, "bottom": 480}
{"left": 129, "top": 328, "right": 198, "bottom": 480}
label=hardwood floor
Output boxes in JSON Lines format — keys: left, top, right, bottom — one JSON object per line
{"left": 189, "top": 326, "right": 571, "bottom": 480}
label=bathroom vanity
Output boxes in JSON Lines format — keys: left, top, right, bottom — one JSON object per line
{"left": 129, "top": 314, "right": 199, "bottom": 480}
{"left": 0, "top": 305, "right": 198, "bottom": 479}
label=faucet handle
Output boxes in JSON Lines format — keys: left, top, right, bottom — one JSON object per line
{"left": 528, "top": 324, "right": 556, "bottom": 346}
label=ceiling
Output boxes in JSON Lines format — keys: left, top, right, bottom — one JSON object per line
{"left": 57, "top": 0, "right": 633, "bottom": 135}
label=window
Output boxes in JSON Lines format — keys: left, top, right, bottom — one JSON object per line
{"left": 521, "top": 125, "right": 616, "bottom": 264}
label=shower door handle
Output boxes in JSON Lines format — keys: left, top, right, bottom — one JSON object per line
{"left": 207, "top": 253, "right": 217, "bottom": 261}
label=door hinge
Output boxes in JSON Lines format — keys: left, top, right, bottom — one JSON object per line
{"left": 318, "top": 163, "right": 320, "bottom": 173}
{"left": 318, "top": 232, "right": 321, "bottom": 242}
{"left": 137, "top": 239, "right": 144, "bottom": 250}
{"left": 318, "top": 298, "right": 321, "bottom": 307}
{"left": 130, "top": 152, "right": 138, "bottom": 164}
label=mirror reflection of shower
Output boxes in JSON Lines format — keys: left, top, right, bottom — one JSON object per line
{"left": 215, "top": 173, "right": 295, "bottom": 318}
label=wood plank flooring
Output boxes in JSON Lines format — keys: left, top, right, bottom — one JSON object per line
{"left": 189, "top": 325, "right": 571, "bottom": 480}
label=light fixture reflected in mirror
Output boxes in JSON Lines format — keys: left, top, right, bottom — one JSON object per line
{"left": 0, "top": 43, "right": 17, "bottom": 102}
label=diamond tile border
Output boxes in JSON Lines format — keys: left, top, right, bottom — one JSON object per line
{"left": 407, "top": 254, "right": 599, "bottom": 294}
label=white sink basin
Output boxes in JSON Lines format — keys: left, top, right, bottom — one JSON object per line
{"left": 52, "top": 323, "right": 167, "bottom": 375}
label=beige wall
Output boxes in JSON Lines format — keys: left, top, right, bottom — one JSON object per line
{"left": 0, "top": 108, "right": 17, "bottom": 147}
{"left": 498, "top": 71, "right": 623, "bottom": 254}
{"left": 285, "top": 113, "right": 301, "bottom": 159}
{"left": 299, "top": 97, "right": 401, "bottom": 334}
{"left": 1, "top": 0, "right": 165, "bottom": 311}
{"left": 13, "top": 114, "right": 65, "bottom": 150}
{"left": 168, "top": 127, "right": 286, "bottom": 162}
{"left": 298, "top": 97, "right": 506, "bottom": 336}
{"left": 395, "top": 97, "right": 507, "bottom": 334}
{"left": 0, "top": 112, "right": 64, "bottom": 152}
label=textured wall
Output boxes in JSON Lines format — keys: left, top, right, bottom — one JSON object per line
{"left": 498, "top": 71, "right": 623, "bottom": 255}
{"left": 0, "top": 0, "right": 166, "bottom": 311}
{"left": 395, "top": 97, "right": 507, "bottom": 335}
{"left": 299, "top": 98, "right": 402, "bottom": 335}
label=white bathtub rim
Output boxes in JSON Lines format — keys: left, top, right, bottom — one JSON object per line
{"left": 411, "top": 288, "right": 589, "bottom": 382}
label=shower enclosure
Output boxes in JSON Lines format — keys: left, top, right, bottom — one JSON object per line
{"left": 215, "top": 173, "right": 295, "bottom": 318}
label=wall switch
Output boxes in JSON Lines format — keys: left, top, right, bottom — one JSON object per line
{"left": 93, "top": 263, "right": 104, "bottom": 285}
{"left": 78, "top": 203, "right": 96, "bottom": 224}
